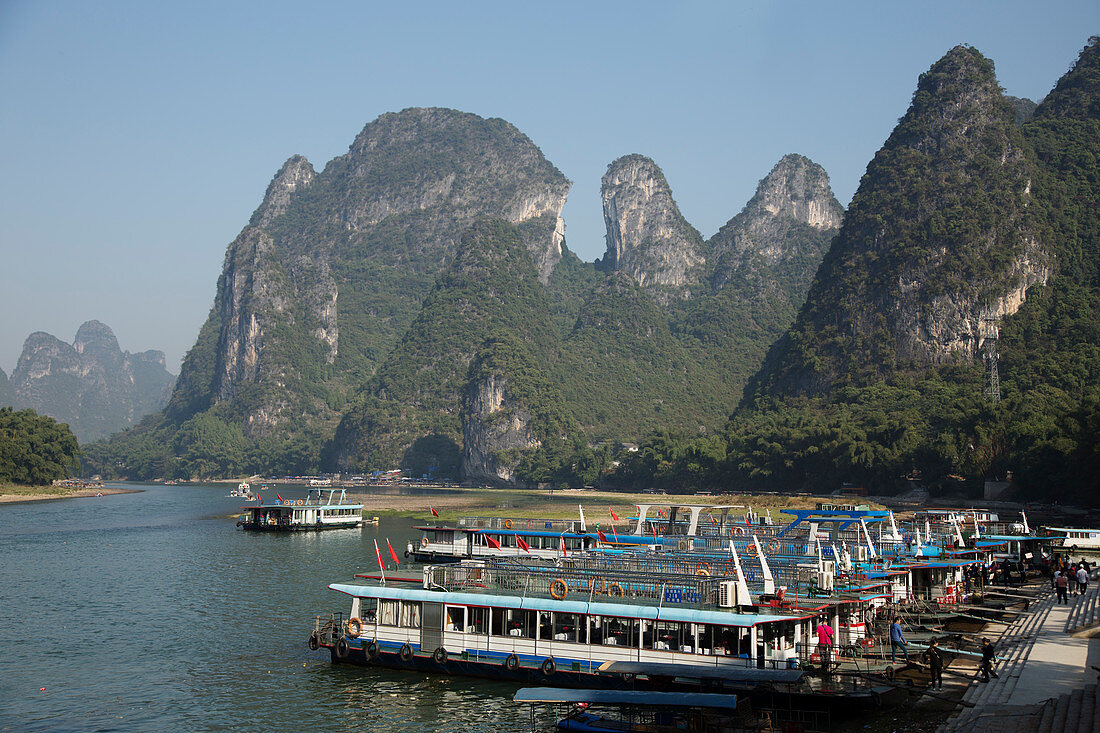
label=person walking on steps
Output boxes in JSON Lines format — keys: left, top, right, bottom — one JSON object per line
{"left": 1078, "top": 564, "right": 1089, "bottom": 596}
{"left": 1056, "top": 569, "right": 1069, "bottom": 604}
{"left": 926, "top": 637, "right": 944, "bottom": 691}
{"left": 979, "top": 638, "right": 999, "bottom": 682}
{"left": 890, "top": 618, "right": 909, "bottom": 664}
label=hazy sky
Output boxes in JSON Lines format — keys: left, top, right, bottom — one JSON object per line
{"left": 1, "top": 1, "right": 1096, "bottom": 374}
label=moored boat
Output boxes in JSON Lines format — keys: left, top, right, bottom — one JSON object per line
{"left": 237, "top": 488, "right": 363, "bottom": 531}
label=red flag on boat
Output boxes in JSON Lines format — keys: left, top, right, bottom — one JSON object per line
{"left": 430, "top": 505, "right": 439, "bottom": 517}
{"left": 561, "top": 536, "right": 568, "bottom": 556}
{"left": 597, "top": 528, "right": 607, "bottom": 543}
{"left": 374, "top": 539, "right": 385, "bottom": 571}
{"left": 611, "top": 524, "right": 618, "bottom": 542}
{"left": 515, "top": 533, "right": 530, "bottom": 553}
{"left": 485, "top": 534, "right": 501, "bottom": 549}
{"left": 744, "top": 513, "right": 751, "bottom": 525}
{"left": 610, "top": 507, "right": 620, "bottom": 522}
{"left": 277, "top": 493, "right": 284, "bottom": 503}
{"left": 387, "top": 538, "right": 400, "bottom": 565}
{"left": 651, "top": 523, "right": 657, "bottom": 541}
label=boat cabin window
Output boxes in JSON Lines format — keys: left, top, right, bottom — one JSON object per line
{"left": 492, "top": 608, "right": 535, "bottom": 638}
{"left": 552, "top": 612, "right": 581, "bottom": 642}
{"left": 378, "top": 600, "right": 421, "bottom": 628}
{"left": 445, "top": 606, "right": 465, "bottom": 631}
{"left": 467, "top": 607, "right": 488, "bottom": 634}
{"left": 563, "top": 537, "right": 583, "bottom": 552}
{"left": 703, "top": 624, "right": 750, "bottom": 656}
{"left": 649, "top": 620, "right": 694, "bottom": 651}
{"left": 428, "top": 530, "right": 454, "bottom": 543}
{"left": 354, "top": 598, "right": 378, "bottom": 622}
{"left": 591, "top": 616, "right": 639, "bottom": 647}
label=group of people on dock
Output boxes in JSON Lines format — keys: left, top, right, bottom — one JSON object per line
{"left": 1053, "top": 557, "right": 1092, "bottom": 603}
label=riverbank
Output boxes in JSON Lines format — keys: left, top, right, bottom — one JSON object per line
{"left": 344, "top": 486, "right": 870, "bottom": 522}
{"left": 0, "top": 483, "right": 137, "bottom": 504}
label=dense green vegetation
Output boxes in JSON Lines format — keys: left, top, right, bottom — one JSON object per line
{"left": 0, "top": 407, "right": 81, "bottom": 485}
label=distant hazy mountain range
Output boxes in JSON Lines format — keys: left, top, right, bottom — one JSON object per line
{"left": 4, "top": 321, "right": 175, "bottom": 443}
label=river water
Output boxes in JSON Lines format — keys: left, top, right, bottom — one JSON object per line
{"left": 0, "top": 483, "right": 554, "bottom": 732}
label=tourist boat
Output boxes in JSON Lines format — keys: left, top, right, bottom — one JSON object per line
{"left": 228, "top": 481, "right": 255, "bottom": 499}
{"left": 1042, "top": 526, "right": 1100, "bottom": 551}
{"left": 237, "top": 488, "right": 363, "bottom": 531}
{"left": 308, "top": 560, "right": 897, "bottom": 710}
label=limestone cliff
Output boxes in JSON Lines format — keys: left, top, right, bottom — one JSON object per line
{"left": 600, "top": 155, "right": 705, "bottom": 298}
{"left": 461, "top": 334, "right": 575, "bottom": 486}
{"left": 0, "top": 368, "right": 12, "bottom": 407}
{"left": 10, "top": 321, "right": 175, "bottom": 442}
{"left": 165, "top": 108, "right": 571, "bottom": 446}
{"left": 752, "top": 45, "right": 1050, "bottom": 397}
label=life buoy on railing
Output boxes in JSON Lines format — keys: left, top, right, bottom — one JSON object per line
{"left": 768, "top": 540, "right": 781, "bottom": 554}
{"left": 746, "top": 544, "right": 757, "bottom": 553}
{"left": 399, "top": 643, "right": 413, "bottom": 661}
{"left": 433, "top": 647, "right": 448, "bottom": 665}
{"left": 297, "top": 499, "right": 304, "bottom": 506}
{"left": 421, "top": 538, "right": 429, "bottom": 548}
{"left": 550, "top": 578, "right": 568, "bottom": 600}
{"left": 346, "top": 617, "right": 362, "bottom": 638}
{"left": 541, "top": 657, "right": 556, "bottom": 676}
{"left": 696, "top": 563, "right": 712, "bottom": 576}
{"left": 527, "top": 520, "right": 535, "bottom": 529}
{"left": 734, "top": 527, "right": 745, "bottom": 536}
{"left": 504, "top": 519, "right": 513, "bottom": 529}
{"left": 504, "top": 653, "right": 519, "bottom": 670}
{"left": 606, "top": 582, "right": 624, "bottom": 597}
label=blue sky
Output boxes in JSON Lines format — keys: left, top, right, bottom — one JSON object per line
{"left": 0, "top": 1, "right": 1096, "bottom": 373}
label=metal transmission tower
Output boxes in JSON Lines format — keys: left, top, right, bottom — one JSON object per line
{"left": 980, "top": 317, "right": 1000, "bottom": 403}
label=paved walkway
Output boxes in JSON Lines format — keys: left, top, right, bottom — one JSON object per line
{"left": 1011, "top": 595, "right": 1099, "bottom": 705}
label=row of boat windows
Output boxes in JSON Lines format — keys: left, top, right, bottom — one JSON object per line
{"left": 365, "top": 599, "right": 797, "bottom": 652}
{"left": 425, "top": 532, "right": 586, "bottom": 550}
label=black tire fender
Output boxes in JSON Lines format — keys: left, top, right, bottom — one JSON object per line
{"left": 504, "top": 653, "right": 519, "bottom": 670}
{"left": 334, "top": 636, "right": 350, "bottom": 661}
{"left": 308, "top": 632, "right": 320, "bottom": 651}
{"left": 433, "top": 646, "right": 448, "bottom": 665}
{"left": 399, "top": 643, "right": 414, "bottom": 661}
{"left": 365, "top": 639, "right": 379, "bottom": 659}
{"left": 541, "top": 657, "right": 556, "bottom": 676}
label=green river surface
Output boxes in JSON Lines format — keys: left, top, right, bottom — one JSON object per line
{"left": 0, "top": 483, "right": 556, "bottom": 732}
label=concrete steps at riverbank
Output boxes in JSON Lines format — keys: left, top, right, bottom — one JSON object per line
{"left": 1064, "top": 581, "right": 1100, "bottom": 636}
{"left": 937, "top": 588, "right": 1055, "bottom": 732}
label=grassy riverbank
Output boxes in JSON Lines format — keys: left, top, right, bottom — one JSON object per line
{"left": 0, "top": 482, "right": 135, "bottom": 504}
{"left": 347, "top": 486, "right": 873, "bottom": 522}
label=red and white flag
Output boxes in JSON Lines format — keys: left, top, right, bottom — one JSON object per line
{"left": 386, "top": 538, "right": 400, "bottom": 566}
{"left": 515, "top": 533, "right": 530, "bottom": 553}
{"left": 374, "top": 539, "right": 385, "bottom": 571}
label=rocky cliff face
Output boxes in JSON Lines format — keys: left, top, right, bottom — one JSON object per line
{"left": 708, "top": 154, "right": 843, "bottom": 290}
{"left": 600, "top": 155, "right": 705, "bottom": 297}
{"left": 753, "top": 45, "right": 1049, "bottom": 397}
{"left": 0, "top": 368, "right": 13, "bottom": 407}
{"left": 10, "top": 321, "right": 175, "bottom": 442}
{"left": 167, "top": 108, "right": 571, "bottom": 445}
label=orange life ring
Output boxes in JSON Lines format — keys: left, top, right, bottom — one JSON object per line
{"left": 734, "top": 527, "right": 745, "bottom": 536}
{"left": 550, "top": 578, "right": 568, "bottom": 600}
{"left": 606, "top": 582, "right": 624, "bottom": 597}
{"left": 346, "top": 617, "right": 362, "bottom": 638}
{"left": 696, "top": 563, "right": 712, "bottom": 576}
{"left": 527, "top": 520, "right": 535, "bottom": 529}
{"left": 504, "top": 519, "right": 513, "bottom": 529}
{"left": 746, "top": 544, "right": 757, "bottom": 553}
{"left": 768, "top": 540, "right": 780, "bottom": 554}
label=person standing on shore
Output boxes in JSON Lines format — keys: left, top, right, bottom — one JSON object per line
{"left": 1056, "top": 570, "right": 1069, "bottom": 603}
{"left": 926, "top": 638, "right": 944, "bottom": 691}
{"left": 890, "top": 618, "right": 909, "bottom": 664}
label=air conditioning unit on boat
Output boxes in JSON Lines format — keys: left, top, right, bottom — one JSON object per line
{"left": 852, "top": 546, "right": 868, "bottom": 562}
{"left": 676, "top": 539, "right": 691, "bottom": 552}
{"left": 817, "top": 571, "right": 835, "bottom": 591}
{"left": 719, "top": 580, "right": 741, "bottom": 608}
{"left": 821, "top": 560, "right": 835, "bottom": 575}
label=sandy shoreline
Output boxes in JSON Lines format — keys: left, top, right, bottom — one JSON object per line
{"left": 0, "top": 486, "right": 139, "bottom": 504}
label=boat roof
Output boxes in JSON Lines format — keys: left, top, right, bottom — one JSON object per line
{"left": 413, "top": 525, "right": 594, "bottom": 539}
{"left": 329, "top": 582, "right": 809, "bottom": 627}
{"left": 513, "top": 686, "right": 740, "bottom": 709}
{"left": 595, "top": 660, "right": 802, "bottom": 684}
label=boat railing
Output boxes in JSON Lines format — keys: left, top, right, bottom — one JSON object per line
{"left": 311, "top": 612, "right": 346, "bottom": 645}
{"left": 456, "top": 516, "right": 583, "bottom": 532}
